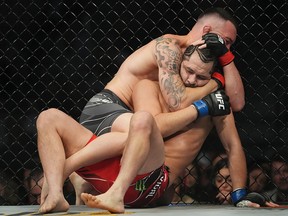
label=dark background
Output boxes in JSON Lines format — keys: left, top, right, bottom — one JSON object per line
{"left": 0, "top": 0, "right": 287, "bottom": 204}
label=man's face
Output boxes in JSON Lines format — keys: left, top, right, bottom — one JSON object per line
{"left": 180, "top": 51, "right": 213, "bottom": 88}
{"left": 215, "top": 167, "right": 232, "bottom": 204}
{"left": 249, "top": 168, "right": 268, "bottom": 193}
{"left": 29, "top": 176, "right": 44, "bottom": 204}
{"left": 271, "top": 161, "right": 288, "bottom": 191}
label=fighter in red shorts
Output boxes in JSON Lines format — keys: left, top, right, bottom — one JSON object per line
{"left": 76, "top": 135, "right": 169, "bottom": 208}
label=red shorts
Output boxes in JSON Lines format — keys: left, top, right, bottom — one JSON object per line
{"left": 76, "top": 135, "right": 169, "bottom": 207}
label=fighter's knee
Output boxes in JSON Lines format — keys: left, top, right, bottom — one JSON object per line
{"left": 130, "top": 111, "right": 154, "bottom": 132}
{"left": 36, "top": 108, "right": 60, "bottom": 130}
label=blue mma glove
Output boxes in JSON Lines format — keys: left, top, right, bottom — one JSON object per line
{"left": 192, "top": 90, "right": 231, "bottom": 118}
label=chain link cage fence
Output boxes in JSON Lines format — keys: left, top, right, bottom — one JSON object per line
{"left": 1, "top": 0, "right": 288, "bottom": 206}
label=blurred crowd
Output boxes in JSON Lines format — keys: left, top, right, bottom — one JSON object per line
{"left": 172, "top": 150, "right": 288, "bottom": 205}
{"left": 0, "top": 158, "right": 75, "bottom": 206}
{"left": 1, "top": 150, "right": 287, "bottom": 206}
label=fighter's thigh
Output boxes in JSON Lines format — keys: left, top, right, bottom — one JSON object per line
{"left": 111, "top": 112, "right": 133, "bottom": 133}
{"left": 60, "top": 116, "right": 93, "bottom": 157}
{"left": 38, "top": 108, "right": 93, "bottom": 157}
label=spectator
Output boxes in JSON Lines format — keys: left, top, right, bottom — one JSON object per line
{"left": 210, "top": 158, "right": 232, "bottom": 204}
{"left": 24, "top": 166, "right": 76, "bottom": 205}
{"left": 248, "top": 162, "right": 270, "bottom": 193}
{"left": 25, "top": 167, "right": 44, "bottom": 205}
{"left": 263, "top": 154, "right": 288, "bottom": 204}
{"left": 189, "top": 150, "right": 225, "bottom": 203}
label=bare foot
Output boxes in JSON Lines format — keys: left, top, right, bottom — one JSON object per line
{"left": 69, "top": 173, "right": 95, "bottom": 205}
{"left": 38, "top": 193, "right": 69, "bottom": 213}
{"left": 81, "top": 192, "right": 125, "bottom": 213}
{"left": 40, "top": 176, "right": 49, "bottom": 205}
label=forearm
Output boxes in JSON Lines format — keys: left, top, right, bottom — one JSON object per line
{"left": 214, "top": 114, "right": 247, "bottom": 190}
{"left": 165, "top": 79, "right": 218, "bottom": 112}
{"left": 183, "top": 80, "right": 218, "bottom": 107}
{"left": 156, "top": 88, "right": 230, "bottom": 137}
{"left": 202, "top": 33, "right": 245, "bottom": 111}
{"left": 228, "top": 143, "right": 247, "bottom": 190}
{"left": 155, "top": 105, "right": 198, "bottom": 137}
{"left": 223, "top": 62, "right": 245, "bottom": 112}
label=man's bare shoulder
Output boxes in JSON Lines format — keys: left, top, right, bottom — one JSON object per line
{"left": 156, "top": 34, "right": 187, "bottom": 47}
{"left": 162, "top": 33, "right": 180, "bottom": 39}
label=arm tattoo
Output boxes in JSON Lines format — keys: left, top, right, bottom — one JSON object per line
{"left": 155, "top": 37, "right": 185, "bottom": 109}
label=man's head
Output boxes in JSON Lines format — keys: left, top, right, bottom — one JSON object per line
{"left": 180, "top": 44, "right": 216, "bottom": 88}
{"left": 270, "top": 156, "right": 288, "bottom": 192}
{"left": 248, "top": 164, "right": 269, "bottom": 193}
{"left": 212, "top": 158, "right": 232, "bottom": 204}
{"left": 28, "top": 168, "right": 44, "bottom": 204}
{"left": 191, "top": 7, "right": 237, "bottom": 49}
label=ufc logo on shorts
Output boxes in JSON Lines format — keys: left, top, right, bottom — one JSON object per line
{"left": 215, "top": 92, "right": 226, "bottom": 110}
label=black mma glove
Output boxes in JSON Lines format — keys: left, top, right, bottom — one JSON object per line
{"left": 231, "top": 188, "right": 269, "bottom": 207}
{"left": 192, "top": 90, "right": 231, "bottom": 118}
{"left": 202, "top": 33, "right": 235, "bottom": 66}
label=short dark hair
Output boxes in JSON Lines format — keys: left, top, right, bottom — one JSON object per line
{"left": 198, "top": 7, "right": 238, "bottom": 31}
{"left": 212, "top": 158, "right": 229, "bottom": 178}
{"left": 183, "top": 45, "right": 216, "bottom": 74}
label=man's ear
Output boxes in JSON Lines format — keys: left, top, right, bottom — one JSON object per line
{"left": 203, "top": 25, "right": 211, "bottom": 35}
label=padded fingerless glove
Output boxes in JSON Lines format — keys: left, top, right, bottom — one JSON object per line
{"left": 231, "top": 188, "right": 269, "bottom": 207}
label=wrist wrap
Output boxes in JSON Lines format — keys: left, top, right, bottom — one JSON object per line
{"left": 193, "top": 100, "right": 209, "bottom": 118}
{"left": 219, "top": 50, "right": 235, "bottom": 66}
{"left": 231, "top": 188, "right": 247, "bottom": 205}
{"left": 212, "top": 72, "right": 225, "bottom": 89}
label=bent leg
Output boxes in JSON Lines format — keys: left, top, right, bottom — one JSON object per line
{"left": 37, "top": 108, "right": 93, "bottom": 213}
{"left": 81, "top": 111, "right": 165, "bottom": 213}
{"left": 66, "top": 132, "right": 129, "bottom": 205}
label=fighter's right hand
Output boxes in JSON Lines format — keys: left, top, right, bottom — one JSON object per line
{"left": 231, "top": 189, "right": 279, "bottom": 208}
{"left": 192, "top": 90, "right": 231, "bottom": 118}
{"left": 202, "top": 33, "right": 235, "bottom": 66}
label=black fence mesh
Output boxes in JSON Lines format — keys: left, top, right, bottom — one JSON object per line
{"left": 1, "top": 0, "right": 288, "bottom": 205}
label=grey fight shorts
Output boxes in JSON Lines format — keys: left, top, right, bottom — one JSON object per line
{"left": 80, "top": 89, "right": 132, "bottom": 136}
